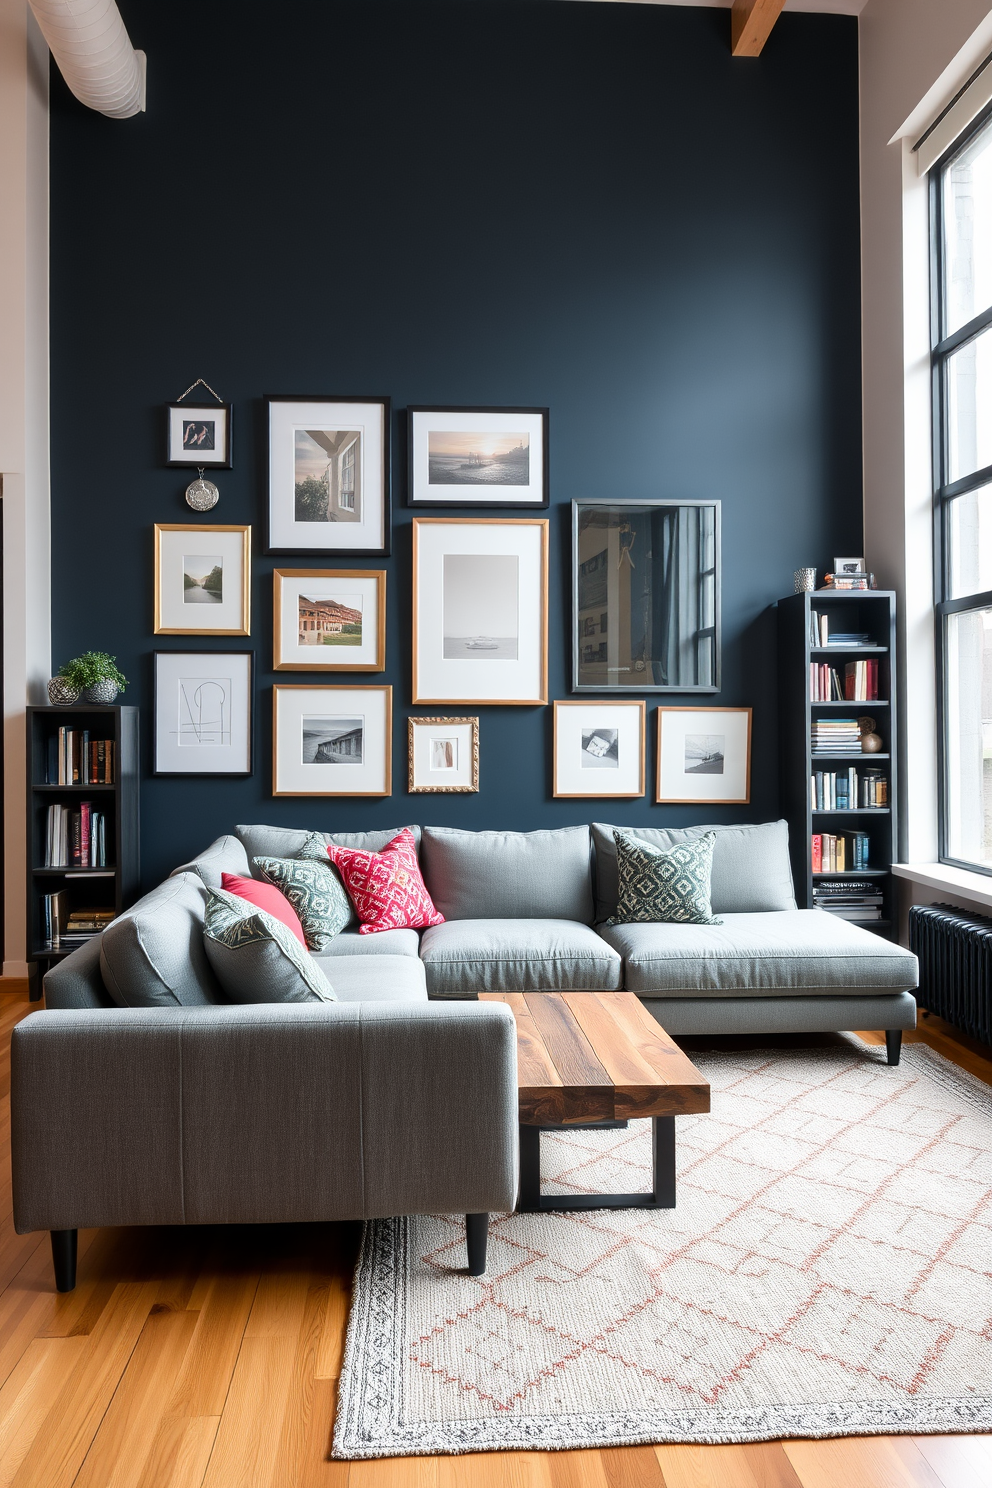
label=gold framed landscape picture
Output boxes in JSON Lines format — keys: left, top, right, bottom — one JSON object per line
{"left": 273, "top": 569, "right": 386, "bottom": 672}
{"left": 553, "top": 699, "right": 645, "bottom": 798}
{"left": 153, "top": 524, "right": 251, "bottom": 636}
{"left": 656, "top": 706, "right": 751, "bottom": 804}
{"left": 411, "top": 517, "right": 549, "bottom": 705}
{"left": 272, "top": 684, "right": 392, "bottom": 797}
{"left": 408, "top": 716, "right": 479, "bottom": 793}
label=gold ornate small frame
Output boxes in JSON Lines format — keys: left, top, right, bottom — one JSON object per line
{"left": 408, "top": 716, "right": 479, "bottom": 793}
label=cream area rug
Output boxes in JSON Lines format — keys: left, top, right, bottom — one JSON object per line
{"left": 333, "top": 1040, "right": 992, "bottom": 1458}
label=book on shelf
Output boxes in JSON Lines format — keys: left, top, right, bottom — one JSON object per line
{"left": 45, "top": 729, "right": 115, "bottom": 786}
{"left": 42, "top": 902, "right": 114, "bottom": 950}
{"left": 813, "top": 880, "right": 884, "bottom": 921}
{"left": 811, "top": 831, "right": 870, "bottom": 873}
{"left": 830, "top": 575, "right": 870, "bottom": 590}
{"left": 44, "top": 802, "right": 109, "bottom": 868}
{"left": 810, "top": 767, "right": 888, "bottom": 809}
{"left": 808, "top": 611, "right": 875, "bottom": 648}
{"left": 843, "top": 659, "right": 878, "bottom": 701}
{"left": 811, "top": 718, "right": 863, "bottom": 754}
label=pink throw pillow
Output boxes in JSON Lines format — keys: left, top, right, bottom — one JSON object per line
{"left": 220, "top": 871, "right": 307, "bottom": 946}
{"left": 324, "top": 829, "right": 444, "bottom": 935}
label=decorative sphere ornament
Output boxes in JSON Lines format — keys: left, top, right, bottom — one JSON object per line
{"left": 859, "top": 716, "right": 883, "bottom": 753}
{"left": 48, "top": 677, "right": 80, "bottom": 705}
{"left": 185, "top": 469, "right": 219, "bottom": 512}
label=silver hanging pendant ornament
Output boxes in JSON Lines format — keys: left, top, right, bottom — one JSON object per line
{"left": 185, "top": 468, "right": 219, "bottom": 511}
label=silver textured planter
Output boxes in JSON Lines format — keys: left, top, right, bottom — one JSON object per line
{"left": 47, "top": 677, "right": 80, "bottom": 705}
{"left": 84, "top": 679, "right": 119, "bottom": 704}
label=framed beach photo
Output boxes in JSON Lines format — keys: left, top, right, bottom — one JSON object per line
{"left": 656, "top": 706, "right": 751, "bottom": 804}
{"left": 411, "top": 518, "right": 549, "bottom": 705}
{"left": 266, "top": 395, "right": 390, "bottom": 555}
{"left": 408, "top": 406, "right": 548, "bottom": 508}
{"left": 272, "top": 684, "right": 392, "bottom": 796}
{"left": 553, "top": 699, "right": 645, "bottom": 798}
{"left": 165, "top": 402, "right": 233, "bottom": 468}
{"left": 153, "top": 651, "right": 253, "bottom": 775}
{"left": 153, "top": 524, "right": 251, "bottom": 636}
{"left": 273, "top": 569, "right": 386, "bottom": 672}
{"left": 408, "top": 716, "right": 479, "bottom": 793}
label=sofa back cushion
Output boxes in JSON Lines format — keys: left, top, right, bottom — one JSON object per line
{"left": 592, "top": 820, "right": 795, "bottom": 922}
{"left": 100, "top": 872, "right": 223, "bottom": 1007}
{"left": 170, "top": 834, "right": 251, "bottom": 889}
{"left": 235, "top": 823, "right": 422, "bottom": 875}
{"left": 421, "top": 826, "right": 594, "bottom": 923}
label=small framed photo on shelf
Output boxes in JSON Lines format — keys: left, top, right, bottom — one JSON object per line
{"left": 153, "top": 651, "right": 253, "bottom": 775}
{"left": 407, "top": 406, "right": 549, "bottom": 508}
{"left": 553, "top": 699, "right": 645, "bottom": 798}
{"left": 266, "top": 395, "right": 390, "bottom": 555}
{"left": 272, "top": 684, "right": 392, "bottom": 797}
{"left": 165, "top": 402, "right": 233, "bottom": 468}
{"left": 408, "top": 716, "right": 479, "bottom": 793}
{"left": 153, "top": 524, "right": 251, "bottom": 636}
{"left": 833, "top": 557, "right": 866, "bottom": 575}
{"left": 656, "top": 706, "right": 751, "bottom": 804}
{"left": 273, "top": 569, "right": 386, "bottom": 672}
{"left": 411, "top": 517, "right": 549, "bottom": 705}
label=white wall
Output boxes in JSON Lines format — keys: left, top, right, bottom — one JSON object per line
{"left": 860, "top": 0, "right": 992, "bottom": 919}
{"left": 0, "top": 0, "right": 51, "bottom": 978}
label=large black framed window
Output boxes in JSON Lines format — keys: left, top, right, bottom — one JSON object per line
{"left": 933, "top": 105, "right": 992, "bottom": 873}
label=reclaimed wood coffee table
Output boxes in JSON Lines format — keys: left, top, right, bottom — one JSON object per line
{"left": 479, "top": 991, "right": 710, "bottom": 1212}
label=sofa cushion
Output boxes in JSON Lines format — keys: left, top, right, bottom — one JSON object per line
{"left": 312, "top": 953, "right": 428, "bottom": 1003}
{"left": 421, "top": 826, "right": 594, "bottom": 923}
{"left": 326, "top": 829, "right": 443, "bottom": 935}
{"left": 609, "top": 830, "right": 722, "bottom": 927}
{"left": 203, "top": 889, "right": 336, "bottom": 1004}
{"left": 235, "top": 823, "right": 422, "bottom": 875}
{"left": 100, "top": 872, "right": 223, "bottom": 1008}
{"left": 220, "top": 871, "right": 307, "bottom": 944}
{"left": 593, "top": 820, "right": 795, "bottom": 922}
{"left": 170, "top": 834, "right": 251, "bottom": 890}
{"left": 420, "top": 919, "right": 622, "bottom": 998}
{"left": 599, "top": 910, "right": 919, "bottom": 997}
{"left": 297, "top": 831, "right": 357, "bottom": 930}
{"left": 252, "top": 854, "right": 352, "bottom": 950}
{"left": 316, "top": 928, "right": 421, "bottom": 958}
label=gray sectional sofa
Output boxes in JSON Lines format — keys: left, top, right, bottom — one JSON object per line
{"left": 11, "top": 818, "right": 919, "bottom": 1292}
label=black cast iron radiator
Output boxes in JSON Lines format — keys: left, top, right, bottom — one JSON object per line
{"left": 908, "top": 903, "right": 992, "bottom": 1044}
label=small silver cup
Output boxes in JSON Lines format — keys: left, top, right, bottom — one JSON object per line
{"left": 794, "top": 567, "right": 817, "bottom": 593}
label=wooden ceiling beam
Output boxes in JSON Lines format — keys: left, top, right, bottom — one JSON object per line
{"left": 731, "top": 0, "right": 787, "bottom": 57}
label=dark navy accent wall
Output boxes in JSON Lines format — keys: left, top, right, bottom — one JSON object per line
{"left": 50, "top": 1, "right": 863, "bottom": 891}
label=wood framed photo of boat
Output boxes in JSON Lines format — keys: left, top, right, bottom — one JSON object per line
{"left": 272, "top": 684, "right": 392, "bottom": 796}
{"left": 153, "top": 651, "right": 253, "bottom": 776}
{"left": 266, "top": 395, "right": 390, "bottom": 555}
{"left": 411, "top": 518, "right": 549, "bottom": 705}
{"left": 407, "top": 406, "right": 548, "bottom": 508}
{"left": 165, "top": 401, "right": 233, "bottom": 468}
{"left": 272, "top": 569, "right": 386, "bottom": 672}
{"left": 553, "top": 699, "right": 646, "bottom": 798}
{"left": 408, "top": 716, "right": 480, "bottom": 793}
{"left": 153, "top": 524, "right": 251, "bottom": 636}
{"left": 656, "top": 706, "right": 751, "bottom": 804}
{"left": 571, "top": 498, "right": 721, "bottom": 692}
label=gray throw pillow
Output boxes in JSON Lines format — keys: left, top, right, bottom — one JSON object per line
{"left": 297, "top": 831, "right": 357, "bottom": 931}
{"left": 253, "top": 850, "right": 353, "bottom": 950}
{"left": 203, "top": 888, "right": 337, "bottom": 1004}
{"left": 607, "top": 830, "right": 723, "bottom": 927}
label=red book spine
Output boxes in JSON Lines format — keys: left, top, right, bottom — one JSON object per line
{"left": 812, "top": 835, "right": 822, "bottom": 873}
{"left": 80, "top": 801, "right": 91, "bottom": 867}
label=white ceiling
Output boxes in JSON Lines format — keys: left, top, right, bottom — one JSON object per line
{"left": 590, "top": 1, "right": 868, "bottom": 13}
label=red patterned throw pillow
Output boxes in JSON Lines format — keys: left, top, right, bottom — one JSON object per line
{"left": 324, "top": 829, "right": 444, "bottom": 935}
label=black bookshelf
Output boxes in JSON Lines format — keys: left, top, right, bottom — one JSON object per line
{"left": 26, "top": 705, "right": 140, "bottom": 991}
{"left": 777, "top": 591, "right": 897, "bottom": 938}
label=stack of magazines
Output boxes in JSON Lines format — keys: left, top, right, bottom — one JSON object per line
{"left": 813, "top": 879, "right": 884, "bottom": 922}
{"left": 811, "top": 718, "right": 862, "bottom": 755}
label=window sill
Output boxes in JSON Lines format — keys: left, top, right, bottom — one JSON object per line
{"left": 892, "top": 861, "right": 992, "bottom": 909}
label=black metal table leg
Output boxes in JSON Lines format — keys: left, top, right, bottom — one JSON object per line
{"left": 517, "top": 1116, "right": 677, "bottom": 1213}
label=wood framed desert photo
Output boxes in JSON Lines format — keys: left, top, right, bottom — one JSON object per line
{"left": 153, "top": 651, "right": 253, "bottom": 776}
{"left": 656, "top": 706, "right": 751, "bottom": 804}
{"left": 273, "top": 569, "right": 386, "bottom": 672}
{"left": 411, "top": 518, "right": 548, "bottom": 705}
{"left": 408, "top": 406, "right": 548, "bottom": 508}
{"left": 272, "top": 684, "right": 392, "bottom": 796}
{"left": 553, "top": 699, "right": 645, "bottom": 798}
{"left": 165, "top": 402, "right": 233, "bottom": 468}
{"left": 266, "top": 395, "right": 389, "bottom": 555}
{"left": 408, "top": 716, "right": 479, "bottom": 793}
{"left": 153, "top": 524, "right": 251, "bottom": 636}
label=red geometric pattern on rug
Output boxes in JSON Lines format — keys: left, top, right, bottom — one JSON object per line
{"left": 325, "top": 828, "right": 444, "bottom": 934}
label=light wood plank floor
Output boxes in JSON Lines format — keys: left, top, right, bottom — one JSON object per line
{"left": 1, "top": 991, "right": 990, "bottom": 1487}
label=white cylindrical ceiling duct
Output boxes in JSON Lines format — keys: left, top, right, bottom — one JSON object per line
{"left": 28, "top": 0, "right": 145, "bottom": 119}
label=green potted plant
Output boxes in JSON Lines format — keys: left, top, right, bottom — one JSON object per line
{"left": 49, "top": 652, "right": 128, "bottom": 706}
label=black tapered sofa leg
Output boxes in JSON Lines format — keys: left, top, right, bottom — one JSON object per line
{"left": 466, "top": 1213, "right": 488, "bottom": 1276}
{"left": 885, "top": 1030, "right": 902, "bottom": 1066}
{"left": 51, "top": 1229, "right": 77, "bottom": 1292}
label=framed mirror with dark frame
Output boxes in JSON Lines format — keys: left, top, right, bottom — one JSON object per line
{"left": 571, "top": 499, "right": 721, "bottom": 693}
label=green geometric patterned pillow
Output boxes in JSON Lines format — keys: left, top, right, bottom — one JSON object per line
{"left": 203, "top": 888, "right": 337, "bottom": 1003}
{"left": 252, "top": 853, "right": 353, "bottom": 951}
{"left": 298, "top": 832, "right": 358, "bottom": 932}
{"left": 607, "top": 830, "right": 723, "bottom": 926}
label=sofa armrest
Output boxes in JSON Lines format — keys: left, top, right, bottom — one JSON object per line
{"left": 11, "top": 1001, "right": 519, "bottom": 1233}
{"left": 43, "top": 936, "right": 115, "bottom": 1009}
